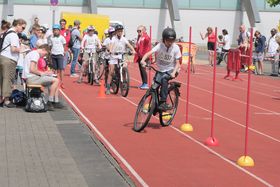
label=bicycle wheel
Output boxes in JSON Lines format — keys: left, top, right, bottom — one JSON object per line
{"left": 223, "top": 53, "right": 228, "bottom": 64}
{"left": 159, "top": 87, "right": 179, "bottom": 127}
{"left": 96, "top": 59, "right": 105, "bottom": 80}
{"left": 120, "top": 67, "right": 130, "bottom": 97}
{"left": 88, "top": 61, "right": 94, "bottom": 85}
{"left": 110, "top": 73, "right": 119, "bottom": 94}
{"left": 133, "top": 91, "right": 156, "bottom": 132}
{"left": 67, "top": 50, "right": 73, "bottom": 64}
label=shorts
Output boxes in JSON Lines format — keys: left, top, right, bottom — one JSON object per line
{"left": 83, "top": 52, "right": 98, "bottom": 65}
{"left": 27, "top": 75, "right": 56, "bottom": 87}
{"left": 207, "top": 42, "right": 215, "bottom": 51}
{"left": 254, "top": 52, "right": 264, "bottom": 62}
{"left": 52, "top": 54, "right": 64, "bottom": 70}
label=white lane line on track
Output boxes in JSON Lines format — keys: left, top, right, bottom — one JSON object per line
{"left": 254, "top": 112, "right": 280, "bottom": 115}
{"left": 130, "top": 76, "right": 280, "bottom": 144}
{"left": 120, "top": 97, "right": 273, "bottom": 187}
{"left": 59, "top": 89, "right": 149, "bottom": 187}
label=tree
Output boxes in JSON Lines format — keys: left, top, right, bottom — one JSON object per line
{"left": 267, "top": 0, "right": 280, "bottom": 7}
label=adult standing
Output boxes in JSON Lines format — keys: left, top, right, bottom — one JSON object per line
{"left": 254, "top": 30, "right": 266, "bottom": 75}
{"left": 29, "top": 24, "right": 42, "bottom": 49}
{"left": 237, "top": 24, "right": 250, "bottom": 70}
{"left": 0, "top": 18, "right": 26, "bottom": 107}
{"left": 134, "top": 25, "right": 151, "bottom": 89}
{"left": 266, "top": 28, "right": 279, "bottom": 76}
{"left": 1, "top": 20, "right": 11, "bottom": 35}
{"left": 70, "top": 20, "right": 82, "bottom": 77}
{"left": 28, "top": 17, "right": 39, "bottom": 35}
{"left": 200, "top": 27, "right": 216, "bottom": 66}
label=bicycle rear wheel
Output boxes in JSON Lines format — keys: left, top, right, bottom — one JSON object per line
{"left": 88, "top": 61, "right": 94, "bottom": 85}
{"left": 120, "top": 67, "right": 130, "bottom": 97}
{"left": 159, "top": 87, "right": 179, "bottom": 127}
{"left": 223, "top": 53, "right": 228, "bottom": 64}
{"left": 133, "top": 91, "right": 156, "bottom": 132}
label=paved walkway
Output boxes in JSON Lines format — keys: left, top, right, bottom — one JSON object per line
{"left": 0, "top": 100, "right": 133, "bottom": 187}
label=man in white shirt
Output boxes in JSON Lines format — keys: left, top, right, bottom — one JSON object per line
{"left": 266, "top": 28, "right": 279, "bottom": 76}
{"left": 22, "top": 44, "right": 62, "bottom": 110}
{"left": 0, "top": 18, "right": 26, "bottom": 108}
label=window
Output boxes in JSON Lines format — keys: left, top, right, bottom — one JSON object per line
{"left": 190, "top": 0, "right": 220, "bottom": 9}
{"left": 112, "top": 0, "right": 143, "bottom": 7}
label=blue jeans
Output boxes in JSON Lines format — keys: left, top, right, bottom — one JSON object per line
{"left": 70, "top": 48, "right": 80, "bottom": 74}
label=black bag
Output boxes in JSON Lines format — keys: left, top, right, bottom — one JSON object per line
{"left": 0, "top": 30, "right": 16, "bottom": 52}
{"left": 25, "top": 89, "right": 47, "bottom": 112}
{"left": 9, "top": 89, "right": 27, "bottom": 106}
{"left": 68, "top": 28, "right": 78, "bottom": 48}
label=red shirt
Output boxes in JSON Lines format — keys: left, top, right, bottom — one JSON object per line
{"left": 208, "top": 33, "right": 216, "bottom": 43}
{"left": 134, "top": 32, "right": 151, "bottom": 62}
{"left": 60, "top": 28, "right": 71, "bottom": 50}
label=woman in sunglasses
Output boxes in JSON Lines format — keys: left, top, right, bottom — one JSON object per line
{"left": 0, "top": 18, "right": 26, "bottom": 107}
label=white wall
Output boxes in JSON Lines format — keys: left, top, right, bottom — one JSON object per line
{"left": 1, "top": 4, "right": 279, "bottom": 45}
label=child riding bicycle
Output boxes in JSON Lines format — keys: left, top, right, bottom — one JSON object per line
{"left": 78, "top": 25, "right": 101, "bottom": 84}
{"left": 107, "top": 24, "right": 135, "bottom": 94}
{"left": 141, "top": 28, "right": 181, "bottom": 111}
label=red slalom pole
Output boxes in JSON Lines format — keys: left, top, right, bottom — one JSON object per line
{"left": 148, "top": 25, "right": 152, "bottom": 86}
{"left": 205, "top": 27, "right": 219, "bottom": 146}
{"left": 180, "top": 27, "right": 193, "bottom": 132}
{"left": 237, "top": 28, "right": 255, "bottom": 167}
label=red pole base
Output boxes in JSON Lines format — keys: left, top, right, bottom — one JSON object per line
{"left": 205, "top": 137, "right": 219, "bottom": 146}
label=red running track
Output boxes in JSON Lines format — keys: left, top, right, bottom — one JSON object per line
{"left": 60, "top": 63, "right": 279, "bottom": 187}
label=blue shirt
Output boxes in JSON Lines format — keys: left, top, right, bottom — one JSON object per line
{"left": 255, "top": 35, "right": 266, "bottom": 53}
{"left": 29, "top": 34, "right": 38, "bottom": 49}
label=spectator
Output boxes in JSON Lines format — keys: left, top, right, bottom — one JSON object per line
{"left": 200, "top": 27, "right": 216, "bottom": 66}
{"left": 0, "top": 18, "right": 26, "bottom": 107}
{"left": 266, "top": 28, "right": 279, "bottom": 76}
{"left": 29, "top": 24, "right": 42, "bottom": 49}
{"left": 48, "top": 24, "right": 66, "bottom": 87}
{"left": 254, "top": 30, "right": 266, "bottom": 75}
{"left": 0, "top": 20, "right": 11, "bottom": 35}
{"left": 22, "top": 44, "right": 63, "bottom": 110}
{"left": 217, "top": 29, "right": 231, "bottom": 65}
{"left": 134, "top": 25, "right": 151, "bottom": 89}
{"left": 237, "top": 24, "right": 250, "bottom": 70}
{"left": 70, "top": 20, "right": 82, "bottom": 77}
{"left": 59, "top": 18, "right": 71, "bottom": 69}
{"left": 36, "top": 26, "right": 48, "bottom": 47}
{"left": 28, "top": 17, "right": 39, "bottom": 35}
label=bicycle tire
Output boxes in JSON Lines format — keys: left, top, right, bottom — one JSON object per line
{"left": 67, "top": 50, "right": 73, "bottom": 64}
{"left": 133, "top": 91, "right": 156, "bottom": 132}
{"left": 120, "top": 67, "right": 130, "bottom": 97}
{"left": 110, "top": 72, "right": 119, "bottom": 94}
{"left": 96, "top": 59, "right": 105, "bottom": 80}
{"left": 159, "top": 87, "right": 179, "bottom": 127}
{"left": 223, "top": 53, "right": 228, "bottom": 64}
{"left": 89, "top": 60, "right": 94, "bottom": 85}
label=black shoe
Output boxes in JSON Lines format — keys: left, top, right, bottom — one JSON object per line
{"left": 270, "top": 74, "right": 278, "bottom": 77}
{"left": 158, "top": 102, "right": 172, "bottom": 111}
{"left": 52, "top": 102, "right": 66, "bottom": 109}
{"left": 47, "top": 101, "right": 54, "bottom": 111}
{"left": 3, "top": 102, "right": 16, "bottom": 108}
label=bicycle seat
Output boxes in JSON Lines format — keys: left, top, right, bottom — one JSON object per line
{"left": 169, "top": 82, "right": 181, "bottom": 88}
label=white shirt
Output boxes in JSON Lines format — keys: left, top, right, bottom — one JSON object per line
{"left": 48, "top": 35, "right": 66, "bottom": 55}
{"left": 152, "top": 42, "right": 181, "bottom": 72}
{"left": 267, "top": 35, "right": 279, "bottom": 56}
{"left": 103, "top": 37, "right": 112, "bottom": 59}
{"left": 22, "top": 50, "right": 40, "bottom": 79}
{"left": 110, "top": 36, "right": 129, "bottom": 59}
{"left": 0, "top": 28, "right": 20, "bottom": 62}
{"left": 81, "top": 34, "right": 101, "bottom": 53}
{"left": 36, "top": 38, "right": 48, "bottom": 47}
{"left": 223, "top": 34, "right": 231, "bottom": 50}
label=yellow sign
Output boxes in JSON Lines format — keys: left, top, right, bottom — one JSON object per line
{"left": 61, "top": 12, "right": 110, "bottom": 40}
{"left": 176, "top": 42, "right": 197, "bottom": 64}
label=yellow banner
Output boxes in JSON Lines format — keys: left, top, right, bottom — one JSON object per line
{"left": 176, "top": 42, "right": 197, "bottom": 64}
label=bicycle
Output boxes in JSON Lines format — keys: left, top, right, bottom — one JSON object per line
{"left": 85, "top": 48, "right": 99, "bottom": 85}
{"left": 96, "top": 48, "right": 106, "bottom": 80}
{"left": 133, "top": 66, "right": 181, "bottom": 132}
{"left": 110, "top": 52, "right": 131, "bottom": 97}
{"left": 216, "top": 49, "right": 228, "bottom": 65}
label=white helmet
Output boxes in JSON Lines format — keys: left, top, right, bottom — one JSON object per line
{"left": 104, "top": 29, "right": 108, "bottom": 35}
{"left": 108, "top": 27, "right": 115, "bottom": 34}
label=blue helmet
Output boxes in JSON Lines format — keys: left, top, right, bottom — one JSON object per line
{"left": 52, "top": 24, "right": 61, "bottom": 30}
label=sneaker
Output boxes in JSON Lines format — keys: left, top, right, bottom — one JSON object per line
{"left": 105, "top": 88, "right": 110, "bottom": 95}
{"left": 158, "top": 102, "right": 172, "bottom": 111}
{"left": 3, "top": 102, "right": 16, "bottom": 108}
{"left": 77, "top": 78, "right": 82, "bottom": 84}
{"left": 94, "top": 79, "right": 100, "bottom": 85}
{"left": 47, "top": 101, "right": 54, "bottom": 111}
{"left": 270, "top": 74, "right": 278, "bottom": 77}
{"left": 140, "top": 83, "right": 149, "bottom": 90}
{"left": 70, "top": 73, "right": 79, "bottom": 78}
{"left": 52, "top": 102, "right": 65, "bottom": 109}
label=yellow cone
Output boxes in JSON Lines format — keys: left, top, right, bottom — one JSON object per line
{"left": 180, "top": 123, "right": 193, "bottom": 132}
{"left": 162, "top": 112, "right": 171, "bottom": 121}
{"left": 237, "top": 156, "right": 255, "bottom": 167}
{"left": 249, "top": 65, "right": 256, "bottom": 71}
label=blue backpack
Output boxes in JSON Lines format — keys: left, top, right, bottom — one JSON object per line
{"left": 10, "top": 89, "right": 27, "bottom": 106}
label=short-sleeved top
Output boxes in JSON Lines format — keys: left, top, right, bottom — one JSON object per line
{"left": 110, "top": 36, "right": 129, "bottom": 59}
{"left": 152, "top": 42, "right": 182, "bottom": 72}
{"left": 223, "top": 34, "right": 231, "bottom": 50}
{"left": 81, "top": 34, "right": 100, "bottom": 53}
{"left": 71, "top": 28, "right": 81, "bottom": 49}
{"left": 48, "top": 35, "right": 66, "bottom": 55}
{"left": 30, "top": 34, "right": 38, "bottom": 49}
{"left": 0, "top": 28, "right": 20, "bottom": 62}
{"left": 102, "top": 37, "right": 112, "bottom": 59}
{"left": 208, "top": 33, "right": 216, "bottom": 43}
{"left": 22, "top": 50, "right": 40, "bottom": 79}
